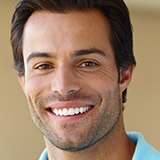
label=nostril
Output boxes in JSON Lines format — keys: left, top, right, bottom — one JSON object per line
{"left": 52, "top": 83, "right": 81, "bottom": 96}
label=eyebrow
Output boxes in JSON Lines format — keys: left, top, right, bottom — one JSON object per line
{"left": 73, "top": 48, "right": 107, "bottom": 57}
{"left": 27, "top": 52, "right": 53, "bottom": 63}
{"left": 26, "top": 48, "right": 107, "bottom": 63}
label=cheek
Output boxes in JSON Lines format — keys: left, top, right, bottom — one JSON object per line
{"left": 80, "top": 69, "right": 118, "bottom": 93}
{"left": 24, "top": 75, "right": 49, "bottom": 101}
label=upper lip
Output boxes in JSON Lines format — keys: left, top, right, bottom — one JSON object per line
{"left": 45, "top": 100, "right": 94, "bottom": 110}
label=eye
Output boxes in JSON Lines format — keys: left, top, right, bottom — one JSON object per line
{"left": 80, "top": 61, "right": 99, "bottom": 68}
{"left": 34, "top": 63, "right": 53, "bottom": 70}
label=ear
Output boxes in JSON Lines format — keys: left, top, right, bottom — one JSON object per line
{"left": 18, "top": 76, "right": 25, "bottom": 93}
{"left": 119, "top": 65, "right": 135, "bottom": 94}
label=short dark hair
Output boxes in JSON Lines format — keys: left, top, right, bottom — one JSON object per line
{"left": 11, "top": 0, "right": 136, "bottom": 103}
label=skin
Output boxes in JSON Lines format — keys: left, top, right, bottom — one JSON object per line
{"left": 19, "top": 10, "right": 135, "bottom": 160}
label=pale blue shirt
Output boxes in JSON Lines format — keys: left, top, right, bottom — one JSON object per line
{"left": 39, "top": 132, "right": 160, "bottom": 160}
{"left": 128, "top": 132, "right": 160, "bottom": 160}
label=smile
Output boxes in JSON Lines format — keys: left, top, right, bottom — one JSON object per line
{"left": 52, "top": 106, "right": 92, "bottom": 116}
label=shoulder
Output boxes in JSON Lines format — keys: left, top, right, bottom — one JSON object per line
{"left": 127, "top": 132, "right": 160, "bottom": 160}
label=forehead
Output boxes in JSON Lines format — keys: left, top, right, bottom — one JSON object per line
{"left": 25, "top": 9, "right": 110, "bottom": 31}
{"left": 23, "top": 9, "right": 113, "bottom": 58}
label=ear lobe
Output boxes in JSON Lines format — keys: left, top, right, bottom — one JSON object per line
{"left": 119, "top": 65, "right": 135, "bottom": 93}
{"left": 18, "top": 76, "right": 25, "bottom": 93}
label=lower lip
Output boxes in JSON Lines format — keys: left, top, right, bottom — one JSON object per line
{"left": 46, "top": 106, "right": 94, "bottom": 122}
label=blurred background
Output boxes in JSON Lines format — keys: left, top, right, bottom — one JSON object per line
{"left": 0, "top": 0, "right": 160, "bottom": 159}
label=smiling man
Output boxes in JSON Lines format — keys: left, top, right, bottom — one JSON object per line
{"left": 11, "top": 0, "right": 160, "bottom": 160}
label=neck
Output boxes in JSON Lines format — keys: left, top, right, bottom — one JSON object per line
{"left": 44, "top": 116, "right": 135, "bottom": 160}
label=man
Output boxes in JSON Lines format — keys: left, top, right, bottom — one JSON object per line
{"left": 11, "top": 0, "right": 160, "bottom": 160}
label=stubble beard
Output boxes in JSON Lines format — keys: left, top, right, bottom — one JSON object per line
{"left": 28, "top": 86, "right": 121, "bottom": 152}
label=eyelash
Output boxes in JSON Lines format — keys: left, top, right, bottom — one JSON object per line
{"left": 34, "top": 63, "right": 53, "bottom": 70}
{"left": 33, "top": 61, "right": 99, "bottom": 71}
{"left": 79, "top": 61, "right": 99, "bottom": 68}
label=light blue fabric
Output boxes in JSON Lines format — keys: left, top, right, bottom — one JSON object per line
{"left": 39, "top": 148, "right": 48, "bottom": 160}
{"left": 39, "top": 132, "right": 160, "bottom": 160}
{"left": 128, "top": 132, "right": 160, "bottom": 160}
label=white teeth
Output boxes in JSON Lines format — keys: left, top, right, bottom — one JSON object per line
{"left": 80, "top": 107, "right": 84, "bottom": 113}
{"left": 63, "top": 108, "right": 68, "bottom": 116}
{"left": 59, "top": 109, "right": 63, "bottom": 116}
{"left": 68, "top": 108, "right": 74, "bottom": 115}
{"left": 54, "top": 109, "right": 58, "bottom": 115}
{"left": 52, "top": 106, "right": 91, "bottom": 116}
{"left": 75, "top": 108, "right": 79, "bottom": 114}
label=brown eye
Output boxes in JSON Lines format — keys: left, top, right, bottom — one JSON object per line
{"left": 80, "top": 61, "right": 99, "bottom": 68}
{"left": 35, "top": 64, "right": 53, "bottom": 70}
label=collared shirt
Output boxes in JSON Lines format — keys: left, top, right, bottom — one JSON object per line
{"left": 128, "top": 132, "right": 160, "bottom": 160}
{"left": 39, "top": 132, "right": 160, "bottom": 160}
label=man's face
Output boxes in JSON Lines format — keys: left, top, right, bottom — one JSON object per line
{"left": 20, "top": 10, "right": 129, "bottom": 151}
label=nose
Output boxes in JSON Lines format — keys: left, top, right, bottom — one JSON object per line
{"left": 51, "top": 65, "right": 81, "bottom": 96}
